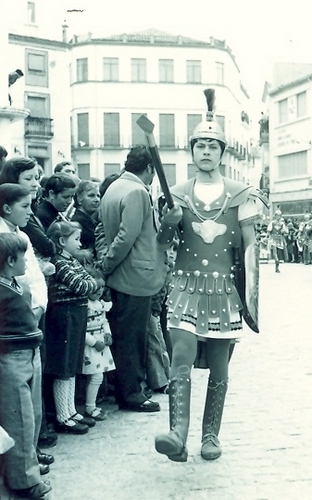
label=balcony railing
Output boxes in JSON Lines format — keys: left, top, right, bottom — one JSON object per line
{"left": 25, "top": 117, "right": 54, "bottom": 139}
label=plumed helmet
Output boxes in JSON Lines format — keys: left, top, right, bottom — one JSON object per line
{"left": 190, "top": 120, "right": 226, "bottom": 145}
{"left": 190, "top": 89, "right": 226, "bottom": 149}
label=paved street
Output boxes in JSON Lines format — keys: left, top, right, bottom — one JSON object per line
{"left": 2, "top": 261, "right": 312, "bottom": 499}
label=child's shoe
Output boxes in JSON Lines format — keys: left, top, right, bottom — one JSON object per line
{"left": 85, "top": 407, "right": 108, "bottom": 421}
{"left": 55, "top": 419, "right": 89, "bottom": 434}
{"left": 70, "top": 412, "right": 96, "bottom": 428}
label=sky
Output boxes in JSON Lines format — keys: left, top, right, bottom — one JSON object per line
{"left": 63, "top": 0, "right": 312, "bottom": 108}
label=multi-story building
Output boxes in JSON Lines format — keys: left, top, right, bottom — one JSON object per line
{"left": 4, "top": 1, "right": 258, "bottom": 187}
{"left": 70, "top": 29, "right": 256, "bottom": 190}
{"left": 265, "top": 63, "right": 312, "bottom": 218}
{"left": 5, "top": 0, "right": 71, "bottom": 172}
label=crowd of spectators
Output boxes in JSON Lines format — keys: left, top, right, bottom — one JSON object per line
{"left": 0, "top": 147, "right": 175, "bottom": 498}
{"left": 256, "top": 212, "right": 312, "bottom": 265}
{"left": 1, "top": 142, "right": 309, "bottom": 497}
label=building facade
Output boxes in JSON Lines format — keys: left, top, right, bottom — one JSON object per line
{"left": 5, "top": 1, "right": 258, "bottom": 189}
{"left": 6, "top": 0, "right": 71, "bottom": 172}
{"left": 70, "top": 30, "right": 256, "bottom": 190}
{"left": 267, "top": 63, "right": 312, "bottom": 218}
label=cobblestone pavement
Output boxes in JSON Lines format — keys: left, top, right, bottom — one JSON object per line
{"left": 2, "top": 262, "right": 312, "bottom": 499}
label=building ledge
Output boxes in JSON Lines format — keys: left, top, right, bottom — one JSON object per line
{"left": 0, "top": 106, "right": 29, "bottom": 123}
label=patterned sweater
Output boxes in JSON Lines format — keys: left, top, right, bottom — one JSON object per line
{"left": 48, "top": 252, "right": 98, "bottom": 305}
{"left": 0, "top": 276, "right": 42, "bottom": 353}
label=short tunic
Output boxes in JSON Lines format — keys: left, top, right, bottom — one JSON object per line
{"left": 267, "top": 220, "right": 288, "bottom": 250}
{"left": 167, "top": 177, "right": 260, "bottom": 340}
{"left": 82, "top": 299, "right": 115, "bottom": 375}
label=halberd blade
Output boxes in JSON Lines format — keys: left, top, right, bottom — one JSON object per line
{"left": 136, "top": 114, "right": 155, "bottom": 134}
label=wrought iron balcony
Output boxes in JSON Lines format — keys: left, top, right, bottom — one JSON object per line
{"left": 25, "top": 117, "right": 54, "bottom": 139}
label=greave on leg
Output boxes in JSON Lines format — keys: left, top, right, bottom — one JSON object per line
{"left": 155, "top": 366, "right": 191, "bottom": 462}
{"left": 201, "top": 377, "right": 228, "bottom": 460}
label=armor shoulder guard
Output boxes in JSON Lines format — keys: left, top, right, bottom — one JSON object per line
{"left": 224, "top": 178, "right": 269, "bottom": 209}
{"left": 170, "top": 179, "right": 195, "bottom": 208}
{"left": 223, "top": 178, "right": 253, "bottom": 208}
{"left": 248, "top": 188, "right": 270, "bottom": 209}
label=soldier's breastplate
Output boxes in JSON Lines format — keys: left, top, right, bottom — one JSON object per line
{"left": 175, "top": 206, "right": 241, "bottom": 275}
{"left": 271, "top": 223, "right": 283, "bottom": 235}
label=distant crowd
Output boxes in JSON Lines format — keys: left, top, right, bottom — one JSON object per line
{"left": 256, "top": 213, "right": 312, "bottom": 265}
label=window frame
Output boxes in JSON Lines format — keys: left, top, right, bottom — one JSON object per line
{"left": 25, "top": 49, "right": 48, "bottom": 87}
{"left": 159, "top": 114, "right": 175, "bottom": 148}
{"left": 27, "top": 1, "right": 36, "bottom": 24}
{"left": 25, "top": 92, "right": 50, "bottom": 117}
{"left": 103, "top": 112, "right": 120, "bottom": 147}
{"left": 278, "top": 150, "right": 307, "bottom": 179}
{"left": 131, "top": 58, "right": 147, "bottom": 82}
{"left": 77, "top": 112, "right": 89, "bottom": 146}
{"left": 103, "top": 57, "right": 119, "bottom": 82}
{"left": 278, "top": 98, "right": 288, "bottom": 124}
{"left": 159, "top": 59, "right": 174, "bottom": 83}
{"left": 76, "top": 58, "right": 88, "bottom": 82}
{"left": 186, "top": 60, "right": 201, "bottom": 84}
{"left": 297, "top": 91, "right": 307, "bottom": 118}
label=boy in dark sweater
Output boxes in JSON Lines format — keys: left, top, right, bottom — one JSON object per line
{"left": 0, "top": 233, "right": 52, "bottom": 499}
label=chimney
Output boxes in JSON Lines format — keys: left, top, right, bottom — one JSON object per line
{"left": 62, "top": 22, "right": 69, "bottom": 43}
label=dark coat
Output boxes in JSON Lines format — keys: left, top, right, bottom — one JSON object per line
{"left": 71, "top": 208, "right": 96, "bottom": 252}
{"left": 35, "top": 200, "right": 59, "bottom": 232}
{"left": 21, "top": 214, "right": 56, "bottom": 258}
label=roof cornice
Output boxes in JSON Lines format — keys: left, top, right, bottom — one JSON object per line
{"left": 9, "top": 33, "right": 69, "bottom": 50}
{"left": 269, "top": 73, "right": 312, "bottom": 96}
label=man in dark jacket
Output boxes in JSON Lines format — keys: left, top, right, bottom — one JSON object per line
{"left": 100, "top": 145, "right": 181, "bottom": 412}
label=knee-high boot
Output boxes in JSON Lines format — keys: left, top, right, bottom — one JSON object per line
{"left": 201, "top": 377, "right": 228, "bottom": 460}
{"left": 154, "top": 366, "right": 191, "bottom": 462}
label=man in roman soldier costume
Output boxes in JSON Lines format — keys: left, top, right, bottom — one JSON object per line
{"left": 154, "top": 89, "right": 267, "bottom": 462}
{"left": 267, "top": 209, "right": 288, "bottom": 272}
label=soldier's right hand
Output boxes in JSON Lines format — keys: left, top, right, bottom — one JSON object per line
{"left": 162, "top": 202, "right": 183, "bottom": 225}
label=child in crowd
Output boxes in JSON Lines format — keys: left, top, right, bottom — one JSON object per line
{"left": 82, "top": 266, "right": 115, "bottom": 420}
{"left": 146, "top": 239, "right": 178, "bottom": 393}
{"left": 259, "top": 231, "right": 270, "bottom": 262}
{"left": 0, "top": 232, "right": 51, "bottom": 499}
{"left": 162, "top": 238, "right": 179, "bottom": 359}
{"left": 44, "top": 220, "right": 98, "bottom": 434}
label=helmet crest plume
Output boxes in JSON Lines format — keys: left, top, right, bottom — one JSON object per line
{"left": 203, "top": 88, "right": 215, "bottom": 122}
{"left": 189, "top": 88, "right": 226, "bottom": 150}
